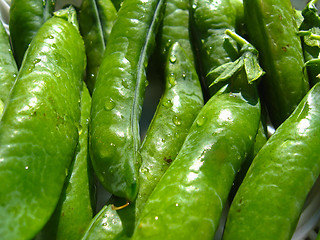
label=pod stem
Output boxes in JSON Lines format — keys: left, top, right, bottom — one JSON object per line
{"left": 112, "top": 201, "right": 130, "bottom": 210}
{"left": 225, "top": 29, "right": 249, "bottom": 47}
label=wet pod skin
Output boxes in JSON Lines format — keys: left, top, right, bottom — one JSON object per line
{"left": 223, "top": 82, "right": 320, "bottom": 240}
{"left": 132, "top": 71, "right": 261, "bottom": 240}
{"left": 190, "top": 0, "right": 243, "bottom": 97}
{"left": 243, "top": 0, "right": 309, "bottom": 128}
{"left": 90, "top": 0, "right": 165, "bottom": 201}
{"left": 9, "top": 0, "right": 55, "bottom": 67}
{"left": 0, "top": 21, "right": 18, "bottom": 116}
{"left": 78, "top": 0, "right": 117, "bottom": 94}
{"left": 0, "top": 7, "right": 86, "bottom": 240}
{"left": 36, "top": 84, "right": 95, "bottom": 240}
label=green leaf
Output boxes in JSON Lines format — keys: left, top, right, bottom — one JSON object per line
{"left": 208, "top": 58, "right": 243, "bottom": 87}
{"left": 243, "top": 52, "right": 265, "bottom": 83}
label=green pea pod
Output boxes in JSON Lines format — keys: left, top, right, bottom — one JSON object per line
{"left": 223, "top": 82, "right": 320, "bottom": 240}
{"left": 190, "top": 0, "right": 243, "bottom": 97}
{"left": 9, "top": 0, "right": 55, "bottom": 67}
{"left": 131, "top": 32, "right": 262, "bottom": 240}
{"left": 36, "top": 84, "right": 95, "bottom": 240}
{"left": 96, "top": 0, "right": 118, "bottom": 41}
{"left": 243, "top": 0, "right": 309, "bottom": 128}
{"left": 81, "top": 204, "right": 124, "bottom": 240}
{"left": 0, "top": 21, "right": 18, "bottom": 116}
{"left": 158, "top": 0, "right": 194, "bottom": 62}
{"left": 78, "top": 0, "right": 117, "bottom": 94}
{"left": 90, "top": 0, "right": 165, "bottom": 201}
{"left": 136, "top": 42, "right": 203, "bottom": 216}
{"left": 0, "top": 6, "right": 86, "bottom": 240}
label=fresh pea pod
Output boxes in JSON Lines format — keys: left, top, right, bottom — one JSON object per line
{"left": 158, "top": 0, "right": 194, "bottom": 62}
{"left": 190, "top": 0, "right": 243, "bottom": 97}
{"left": 36, "top": 84, "right": 95, "bottom": 240}
{"left": 0, "top": 20, "right": 17, "bottom": 116}
{"left": 9, "top": 0, "right": 55, "bottom": 67}
{"left": 131, "top": 32, "right": 262, "bottom": 240}
{"left": 90, "top": 0, "right": 165, "bottom": 201}
{"left": 243, "top": 0, "right": 309, "bottom": 128}
{"left": 136, "top": 42, "right": 203, "bottom": 216}
{"left": 223, "top": 85, "right": 320, "bottom": 240}
{"left": 0, "top": 6, "right": 86, "bottom": 240}
{"left": 78, "top": 0, "right": 117, "bottom": 94}
{"left": 81, "top": 205, "right": 124, "bottom": 240}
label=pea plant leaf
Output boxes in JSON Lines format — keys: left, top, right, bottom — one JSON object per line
{"left": 208, "top": 30, "right": 264, "bottom": 88}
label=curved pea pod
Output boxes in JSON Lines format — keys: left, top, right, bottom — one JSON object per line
{"left": 190, "top": 0, "right": 243, "bottom": 97}
{"left": 9, "top": 0, "right": 55, "bottom": 67}
{"left": 36, "top": 84, "right": 95, "bottom": 240}
{"left": 78, "top": 0, "right": 117, "bottom": 94}
{"left": 136, "top": 42, "right": 203, "bottom": 216}
{"left": 0, "top": 21, "right": 18, "bottom": 116}
{"left": 81, "top": 205, "right": 124, "bottom": 240}
{"left": 90, "top": 0, "right": 166, "bottom": 201}
{"left": 131, "top": 34, "right": 262, "bottom": 239}
{"left": 0, "top": 6, "right": 86, "bottom": 240}
{"left": 158, "top": 0, "right": 194, "bottom": 62}
{"left": 223, "top": 84, "right": 320, "bottom": 240}
{"left": 243, "top": 0, "right": 309, "bottom": 128}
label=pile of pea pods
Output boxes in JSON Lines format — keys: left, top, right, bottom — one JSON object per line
{"left": 1, "top": 0, "right": 320, "bottom": 239}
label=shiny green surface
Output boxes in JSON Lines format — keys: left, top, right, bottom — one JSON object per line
{"left": 190, "top": 0, "right": 243, "bottom": 97}
{"left": 81, "top": 205, "right": 124, "bottom": 240}
{"left": 90, "top": 0, "right": 165, "bottom": 201}
{"left": 0, "top": 21, "right": 17, "bottom": 116}
{"left": 78, "top": 0, "right": 117, "bottom": 94}
{"left": 136, "top": 42, "right": 203, "bottom": 217}
{"left": 244, "top": 0, "right": 309, "bottom": 127}
{"left": 0, "top": 8, "right": 85, "bottom": 240}
{"left": 132, "top": 71, "right": 260, "bottom": 240}
{"left": 9, "top": 0, "right": 54, "bottom": 67}
{"left": 223, "top": 82, "right": 320, "bottom": 240}
{"left": 36, "top": 84, "right": 95, "bottom": 240}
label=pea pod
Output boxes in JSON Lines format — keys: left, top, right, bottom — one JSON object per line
{"left": 9, "top": 0, "right": 55, "bottom": 67}
{"left": 90, "top": 0, "right": 165, "bottom": 201}
{"left": 223, "top": 81, "right": 320, "bottom": 240}
{"left": 0, "top": 6, "right": 86, "bottom": 240}
{"left": 0, "top": 20, "right": 18, "bottom": 116}
{"left": 136, "top": 42, "right": 203, "bottom": 216}
{"left": 81, "top": 205, "right": 124, "bottom": 240}
{"left": 131, "top": 32, "right": 262, "bottom": 240}
{"left": 243, "top": 0, "right": 309, "bottom": 128}
{"left": 190, "top": 0, "right": 243, "bottom": 97}
{"left": 78, "top": 0, "right": 117, "bottom": 94}
{"left": 36, "top": 84, "right": 95, "bottom": 240}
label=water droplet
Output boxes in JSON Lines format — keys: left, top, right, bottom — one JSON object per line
{"left": 48, "top": 35, "right": 54, "bottom": 39}
{"left": 182, "top": 72, "right": 186, "bottom": 79}
{"left": 13, "top": 74, "right": 17, "bottom": 78}
{"left": 196, "top": 116, "right": 206, "bottom": 126}
{"left": 169, "top": 74, "right": 176, "bottom": 87}
{"left": 33, "top": 58, "right": 41, "bottom": 64}
{"left": 54, "top": 72, "right": 61, "bottom": 78}
{"left": 104, "top": 98, "right": 115, "bottom": 110}
{"left": 169, "top": 55, "right": 176, "bottom": 63}
{"left": 166, "top": 39, "right": 172, "bottom": 47}
{"left": 192, "top": 3, "right": 197, "bottom": 9}
{"left": 102, "top": 222, "right": 107, "bottom": 226}
{"left": 145, "top": 80, "right": 149, "bottom": 87}
{"left": 173, "top": 116, "right": 181, "bottom": 126}
{"left": 162, "top": 99, "right": 172, "bottom": 108}
{"left": 65, "top": 168, "right": 69, "bottom": 176}
{"left": 175, "top": 203, "right": 179, "bottom": 207}
{"left": 90, "top": 73, "right": 95, "bottom": 79}
{"left": 25, "top": 166, "right": 29, "bottom": 170}
{"left": 155, "top": 216, "right": 159, "bottom": 220}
